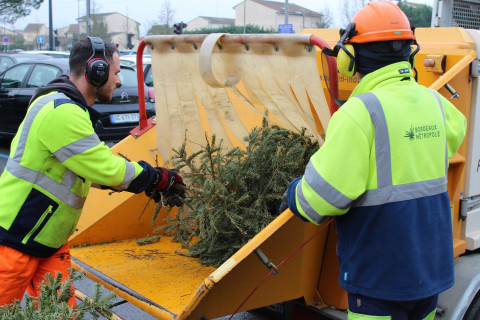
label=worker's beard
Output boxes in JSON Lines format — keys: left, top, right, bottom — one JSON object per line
{"left": 95, "top": 84, "right": 113, "bottom": 103}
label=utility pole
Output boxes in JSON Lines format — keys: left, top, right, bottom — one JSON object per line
{"left": 86, "top": 0, "right": 91, "bottom": 36}
{"left": 49, "top": 0, "right": 53, "bottom": 51}
{"left": 243, "top": 0, "right": 246, "bottom": 34}
{"left": 285, "top": 0, "right": 289, "bottom": 24}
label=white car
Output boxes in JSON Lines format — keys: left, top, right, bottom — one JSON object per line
{"left": 119, "top": 54, "right": 151, "bottom": 71}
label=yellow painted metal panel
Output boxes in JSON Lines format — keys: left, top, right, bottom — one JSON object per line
{"left": 70, "top": 128, "right": 174, "bottom": 246}
{"left": 177, "top": 211, "right": 330, "bottom": 319}
{"left": 72, "top": 211, "right": 329, "bottom": 320}
{"left": 71, "top": 238, "right": 215, "bottom": 318}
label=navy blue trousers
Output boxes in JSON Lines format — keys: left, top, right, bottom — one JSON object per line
{"left": 348, "top": 293, "right": 438, "bottom": 319}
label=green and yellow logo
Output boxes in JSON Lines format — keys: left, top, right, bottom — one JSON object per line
{"left": 404, "top": 126, "right": 415, "bottom": 140}
{"left": 404, "top": 124, "right": 441, "bottom": 141}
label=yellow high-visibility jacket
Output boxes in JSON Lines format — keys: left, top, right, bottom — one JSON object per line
{"left": 0, "top": 79, "right": 156, "bottom": 257}
{"left": 287, "top": 61, "right": 467, "bottom": 300}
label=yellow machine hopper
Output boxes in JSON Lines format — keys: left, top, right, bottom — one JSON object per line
{"left": 70, "top": 33, "right": 342, "bottom": 319}
{"left": 70, "top": 28, "right": 474, "bottom": 319}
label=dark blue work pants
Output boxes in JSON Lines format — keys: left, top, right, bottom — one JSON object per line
{"left": 347, "top": 293, "right": 438, "bottom": 320}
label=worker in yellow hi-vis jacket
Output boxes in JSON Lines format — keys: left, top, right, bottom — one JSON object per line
{"left": 0, "top": 37, "right": 184, "bottom": 307}
{"left": 282, "top": 2, "right": 467, "bottom": 319}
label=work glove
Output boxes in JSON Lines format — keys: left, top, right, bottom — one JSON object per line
{"left": 278, "top": 189, "right": 289, "bottom": 214}
{"left": 145, "top": 168, "right": 186, "bottom": 207}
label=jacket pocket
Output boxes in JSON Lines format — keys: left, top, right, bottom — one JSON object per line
{"left": 9, "top": 188, "right": 59, "bottom": 245}
{"left": 22, "top": 205, "right": 53, "bottom": 244}
{"left": 33, "top": 203, "right": 82, "bottom": 248}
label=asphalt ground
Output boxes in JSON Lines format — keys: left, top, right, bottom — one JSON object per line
{"left": 0, "top": 138, "right": 268, "bottom": 320}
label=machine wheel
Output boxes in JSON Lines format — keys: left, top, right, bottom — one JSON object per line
{"left": 463, "top": 290, "right": 480, "bottom": 320}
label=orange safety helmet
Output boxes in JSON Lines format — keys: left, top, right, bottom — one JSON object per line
{"left": 348, "top": 1, "right": 415, "bottom": 44}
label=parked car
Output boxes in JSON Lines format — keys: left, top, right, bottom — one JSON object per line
{"left": 0, "top": 59, "right": 155, "bottom": 143}
{"left": 23, "top": 50, "right": 71, "bottom": 59}
{"left": 144, "top": 62, "right": 154, "bottom": 87}
{"left": 119, "top": 54, "right": 151, "bottom": 70}
{"left": 0, "top": 53, "right": 53, "bottom": 73}
{"left": 119, "top": 50, "right": 136, "bottom": 56}
{"left": 92, "top": 65, "right": 156, "bottom": 142}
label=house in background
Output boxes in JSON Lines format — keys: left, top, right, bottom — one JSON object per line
{"left": 77, "top": 12, "right": 141, "bottom": 49}
{"left": 0, "top": 26, "right": 23, "bottom": 51}
{"left": 234, "top": 0, "right": 322, "bottom": 32}
{"left": 23, "top": 23, "right": 49, "bottom": 45}
{"left": 186, "top": 16, "right": 235, "bottom": 31}
{"left": 1, "top": 12, "right": 141, "bottom": 51}
{"left": 4, "top": 0, "right": 324, "bottom": 52}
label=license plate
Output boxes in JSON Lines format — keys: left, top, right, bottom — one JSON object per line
{"left": 110, "top": 113, "right": 139, "bottom": 124}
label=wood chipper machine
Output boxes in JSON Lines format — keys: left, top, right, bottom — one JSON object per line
{"left": 70, "top": 28, "right": 480, "bottom": 319}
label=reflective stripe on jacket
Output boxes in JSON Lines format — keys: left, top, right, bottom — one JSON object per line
{"left": 0, "top": 91, "right": 146, "bottom": 257}
{"left": 288, "top": 61, "right": 467, "bottom": 300}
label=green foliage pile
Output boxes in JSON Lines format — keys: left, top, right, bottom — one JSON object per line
{"left": 0, "top": 269, "right": 116, "bottom": 320}
{"left": 154, "top": 118, "right": 319, "bottom": 267}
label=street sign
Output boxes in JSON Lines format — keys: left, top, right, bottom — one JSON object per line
{"left": 3, "top": 37, "right": 8, "bottom": 46}
{"left": 278, "top": 24, "right": 293, "bottom": 34}
{"left": 37, "top": 35, "right": 44, "bottom": 44}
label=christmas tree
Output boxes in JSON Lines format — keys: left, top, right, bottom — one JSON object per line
{"left": 152, "top": 117, "right": 320, "bottom": 267}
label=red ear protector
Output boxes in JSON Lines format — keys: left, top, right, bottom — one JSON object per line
{"left": 85, "top": 37, "right": 109, "bottom": 87}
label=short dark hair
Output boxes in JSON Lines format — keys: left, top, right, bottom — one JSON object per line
{"left": 69, "top": 37, "right": 119, "bottom": 77}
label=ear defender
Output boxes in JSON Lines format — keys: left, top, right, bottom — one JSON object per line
{"left": 337, "top": 44, "right": 356, "bottom": 77}
{"left": 85, "top": 37, "right": 109, "bottom": 87}
{"left": 409, "top": 41, "right": 420, "bottom": 68}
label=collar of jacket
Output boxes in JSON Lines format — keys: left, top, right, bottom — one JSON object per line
{"left": 349, "top": 61, "right": 414, "bottom": 98}
{"left": 30, "top": 75, "right": 101, "bottom": 126}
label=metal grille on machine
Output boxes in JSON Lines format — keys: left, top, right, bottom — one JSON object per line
{"left": 453, "top": 0, "right": 480, "bottom": 29}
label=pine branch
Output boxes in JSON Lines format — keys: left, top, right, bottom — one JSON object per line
{"left": 138, "top": 115, "right": 319, "bottom": 267}
{"left": 0, "top": 269, "right": 116, "bottom": 320}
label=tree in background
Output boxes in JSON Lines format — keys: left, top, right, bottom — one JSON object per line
{"left": 91, "top": 16, "right": 111, "bottom": 42}
{"left": 317, "top": 5, "right": 333, "bottom": 28}
{"left": 339, "top": 0, "right": 369, "bottom": 26}
{"left": 90, "top": 1, "right": 111, "bottom": 42}
{"left": 147, "top": 1, "right": 175, "bottom": 35}
{"left": 398, "top": 1, "right": 432, "bottom": 27}
{"left": 0, "top": 0, "right": 43, "bottom": 24}
{"left": 337, "top": 0, "right": 432, "bottom": 28}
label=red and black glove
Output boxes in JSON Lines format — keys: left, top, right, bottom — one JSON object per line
{"left": 145, "top": 168, "right": 186, "bottom": 206}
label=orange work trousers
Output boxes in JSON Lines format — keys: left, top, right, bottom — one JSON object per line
{"left": 0, "top": 242, "right": 76, "bottom": 307}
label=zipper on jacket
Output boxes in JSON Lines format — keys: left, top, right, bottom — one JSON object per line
{"left": 22, "top": 205, "right": 53, "bottom": 245}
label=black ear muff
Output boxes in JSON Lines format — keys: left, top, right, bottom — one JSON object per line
{"left": 409, "top": 40, "right": 420, "bottom": 68}
{"left": 85, "top": 37, "right": 109, "bottom": 87}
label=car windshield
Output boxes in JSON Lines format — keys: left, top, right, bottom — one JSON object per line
{"left": 119, "top": 68, "right": 137, "bottom": 87}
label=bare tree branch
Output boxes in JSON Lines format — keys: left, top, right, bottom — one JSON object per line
{"left": 339, "top": 0, "right": 370, "bottom": 26}
{"left": 0, "top": 0, "right": 43, "bottom": 25}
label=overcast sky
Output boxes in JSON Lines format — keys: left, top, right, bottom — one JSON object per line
{"left": 10, "top": 0, "right": 433, "bottom": 35}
